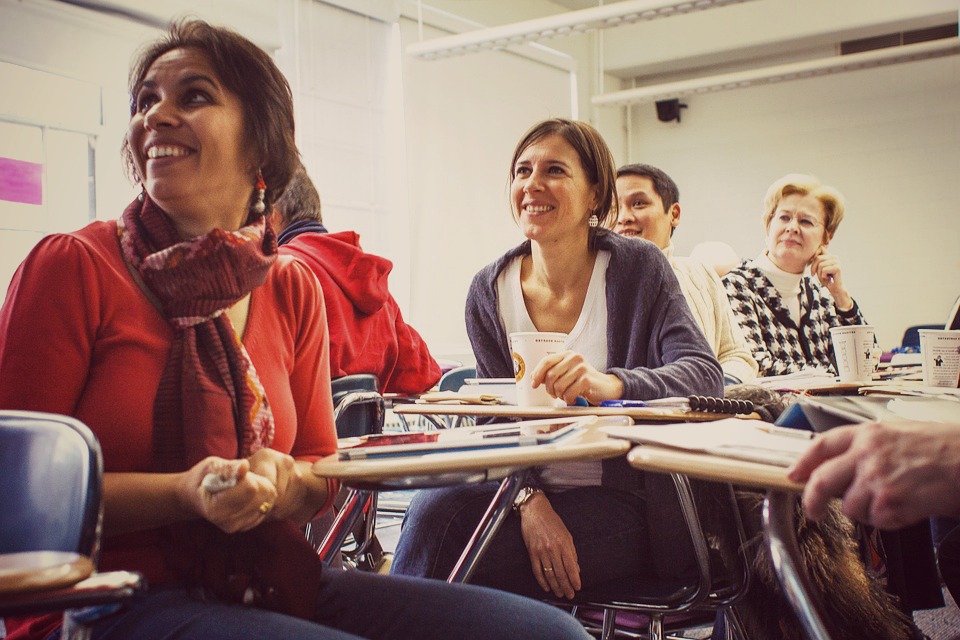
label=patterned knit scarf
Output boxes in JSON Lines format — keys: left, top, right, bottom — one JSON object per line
{"left": 118, "top": 195, "right": 278, "bottom": 472}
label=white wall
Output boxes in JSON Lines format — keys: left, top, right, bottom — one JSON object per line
{"left": 0, "top": 0, "right": 400, "bottom": 309}
{"left": 276, "top": 0, "right": 406, "bottom": 301}
{"left": 0, "top": 0, "right": 154, "bottom": 300}
{"left": 615, "top": 55, "right": 960, "bottom": 349}
{"left": 399, "top": 16, "right": 573, "bottom": 361}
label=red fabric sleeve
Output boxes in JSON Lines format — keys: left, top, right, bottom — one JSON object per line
{"left": 384, "top": 303, "right": 442, "bottom": 394}
{"left": 0, "top": 233, "right": 103, "bottom": 413}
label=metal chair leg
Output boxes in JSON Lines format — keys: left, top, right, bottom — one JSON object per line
{"left": 446, "top": 473, "right": 524, "bottom": 583}
{"left": 648, "top": 613, "right": 663, "bottom": 640}
{"left": 601, "top": 608, "right": 616, "bottom": 640}
{"left": 723, "top": 607, "right": 748, "bottom": 640}
{"left": 317, "top": 489, "right": 370, "bottom": 564}
{"left": 763, "top": 490, "right": 833, "bottom": 640}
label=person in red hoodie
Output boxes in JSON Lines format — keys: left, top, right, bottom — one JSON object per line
{"left": 275, "top": 165, "right": 440, "bottom": 394}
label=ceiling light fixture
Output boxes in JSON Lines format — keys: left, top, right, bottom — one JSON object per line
{"left": 592, "top": 36, "right": 960, "bottom": 107}
{"left": 407, "top": 0, "right": 758, "bottom": 60}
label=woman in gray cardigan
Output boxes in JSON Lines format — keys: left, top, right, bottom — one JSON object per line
{"left": 391, "top": 118, "right": 722, "bottom": 600}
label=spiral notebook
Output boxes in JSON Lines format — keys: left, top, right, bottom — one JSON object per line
{"left": 599, "top": 396, "right": 754, "bottom": 415}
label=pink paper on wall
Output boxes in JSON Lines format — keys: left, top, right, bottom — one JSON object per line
{"left": 0, "top": 157, "right": 43, "bottom": 205}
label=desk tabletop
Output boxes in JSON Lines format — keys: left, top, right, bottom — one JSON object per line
{"left": 627, "top": 445, "right": 805, "bottom": 492}
{"left": 393, "top": 403, "right": 757, "bottom": 422}
{"left": 312, "top": 427, "right": 630, "bottom": 484}
{"left": 0, "top": 551, "right": 94, "bottom": 595}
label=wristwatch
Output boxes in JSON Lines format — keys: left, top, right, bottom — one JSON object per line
{"left": 513, "top": 486, "right": 543, "bottom": 512}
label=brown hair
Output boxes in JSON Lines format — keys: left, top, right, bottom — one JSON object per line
{"left": 762, "top": 173, "right": 845, "bottom": 241}
{"left": 122, "top": 18, "right": 298, "bottom": 210}
{"left": 275, "top": 164, "right": 322, "bottom": 227}
{"left": 508, "top": 118, "right": 618, "bottom": 241}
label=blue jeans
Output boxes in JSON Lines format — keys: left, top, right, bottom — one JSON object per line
{"left": 90, "top": 569, "right": 591, "bottom": 640}
{"left": 391, "top": 482, "right": 649, "bottom": 599}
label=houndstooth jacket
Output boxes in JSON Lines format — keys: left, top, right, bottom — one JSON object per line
{"left": 723, "top": 261, "right": 865, "bottom": 376}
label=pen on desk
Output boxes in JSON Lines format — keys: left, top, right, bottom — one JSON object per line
{"left": 599, "top": 400, "right": 648, "bottom": 408}
{"left": 755, "top": 424, "right": 815, "bottom": 440}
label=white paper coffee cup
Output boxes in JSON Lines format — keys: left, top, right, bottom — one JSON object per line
{"left": 919, "top": 329, "right": 960, "bottom": 388}
{"left": 509, "top": 332, "right": 568, "bottom": 407}
{"left": 830, "top": 325, "right": 879, "bottom": 383}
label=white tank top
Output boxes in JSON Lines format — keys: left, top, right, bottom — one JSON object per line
{"left": 495, "top": 251, "right": 610, "bottom": 489}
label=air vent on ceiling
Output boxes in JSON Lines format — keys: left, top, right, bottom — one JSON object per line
{"left": 841, "top": 22, "right": 959, "bottom": 56}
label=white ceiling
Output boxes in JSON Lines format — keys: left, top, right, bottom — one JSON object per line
{"left": 413, "top": 0, "right": 960, "bottom": 84}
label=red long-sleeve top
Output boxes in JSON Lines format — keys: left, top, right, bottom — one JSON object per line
{"left": 0, "top": 221, "right": 339, "bottom": 640}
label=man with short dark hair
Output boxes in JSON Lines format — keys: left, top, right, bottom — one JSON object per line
{"left": 615, "top": 163, "right": 757, "bottom": 384}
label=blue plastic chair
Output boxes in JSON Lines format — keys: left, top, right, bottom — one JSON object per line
{"left": 437, "top": 366, "right": 477, "bottom": 428}
{"left": 438, "top": 365, "right": 477, "bottom": 393}
{"left": 0, "top": 410, "right": 143, "bottom": 633}
{"left": 0, "top": 411, "right": 101, "bottom": 557}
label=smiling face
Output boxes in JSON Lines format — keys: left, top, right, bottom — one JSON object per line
{"left": 614, "top": 174, "right": 679, "bottom": 249}
{"left": 511, "top": 134, "right": 598, "bottom": 247}
{"left": 127, "top": 47, "right": 254, "bottom": 237}
{"left": 764, "top": 192, "right": 830, "bottom": 273}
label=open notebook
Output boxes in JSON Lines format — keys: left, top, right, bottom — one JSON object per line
{"left": 602, "top": 418, "right": 815, "bottom": 467}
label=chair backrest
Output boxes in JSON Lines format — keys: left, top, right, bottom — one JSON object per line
{"left": 331, "top": 374, "right": 384, "bottom": 439}
{"left": 901, "top": 324, "right": 944, "bottom": 349}
{"left": 947, "top": 294, "right": 960, "bottom": 331}
{"left": 438, "top": 366, "right": 477, "bottom": 393}
{"left": 0, "top": 411, "right": 102, "bottom": 557}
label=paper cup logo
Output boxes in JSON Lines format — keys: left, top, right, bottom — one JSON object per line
{"left": 919, "top": 329, "right": 960, "bottom": 388}
{"left": 512, "top": 351, "right": 525, "bottom": 382}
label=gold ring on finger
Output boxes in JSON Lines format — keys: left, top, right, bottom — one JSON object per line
{"left": 258, "top": 501, "right": 273, "bottom": 515}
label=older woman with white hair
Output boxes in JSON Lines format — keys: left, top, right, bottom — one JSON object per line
{"left": 723, "top": 173, "right": 867, "bottom": 377}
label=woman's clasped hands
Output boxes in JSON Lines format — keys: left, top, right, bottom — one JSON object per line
{"left": 178, "top": 449, "right": 305, "bottom": 533}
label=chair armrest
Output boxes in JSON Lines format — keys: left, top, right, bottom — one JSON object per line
{"left": 0, "top": 570, "right": 145, "bottom": 617}
{"left": 333, "top": 391, "right": 383, "bottom": 425}
{"left": 0, "top": 551, "right": 94, "bottom": 595}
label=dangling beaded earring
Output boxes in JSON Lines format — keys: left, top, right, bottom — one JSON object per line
{"left": 251, "top": 169, "right": 267, "bottom": 214}
{"left": 588, "top": 214, "right": 599, "bottom": 228}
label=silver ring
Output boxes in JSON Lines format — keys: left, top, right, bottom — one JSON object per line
{"left": 543, "top": 566, "right": 554, "bottom": 573}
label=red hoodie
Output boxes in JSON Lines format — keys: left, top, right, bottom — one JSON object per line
{"left": 279, "top": 230, "right": 440, "bottom": 394}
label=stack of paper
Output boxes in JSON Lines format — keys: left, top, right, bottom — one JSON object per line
{"left": 602, "top": 419, "right": 814, "bottom": 467}
{"left": 859, "top": 381, "right": 960, "bottom": 401}
{"left": 416, "top": 391, "right": 502, "bottom": 405}
{"left": 464, "top": 378, "right": 518, "bottom": 405}
{"left": 754, "top": 368, "right": 837, "bottom": 391}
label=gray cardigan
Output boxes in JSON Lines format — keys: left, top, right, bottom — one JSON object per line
{"left": 465, "top": 230, "right": 723, "bottom": 577}
{"left": 466, "top": 230, "right": 723, "bottom": 403}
